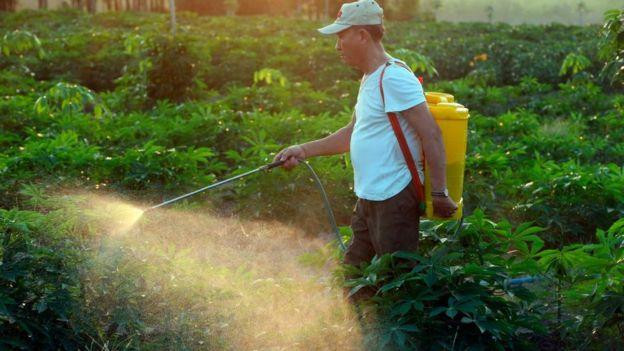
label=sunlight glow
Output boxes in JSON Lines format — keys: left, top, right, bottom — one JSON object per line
{"left": 104, "top": 202, "right": 145, "bottom": 234}
{"left": 79, "top": 194, "right": 146, "bottom": 235}
{"left": 62, "top": 192, "right": 362, "bottom": 349}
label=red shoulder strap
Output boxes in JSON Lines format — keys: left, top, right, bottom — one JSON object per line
{"left": 379, "top": 62, "right": 426, "bottom": 206}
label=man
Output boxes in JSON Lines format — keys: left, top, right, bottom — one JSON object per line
{"left": 273, "top": 0, "right": 457, "bottom": 270}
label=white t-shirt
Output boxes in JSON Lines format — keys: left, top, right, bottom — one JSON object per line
{"left": 350, "top": 58, "right": 426, "bottom": 201}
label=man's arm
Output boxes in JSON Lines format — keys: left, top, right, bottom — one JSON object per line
{"left": 401, "top": 102, "right": 458, "bottom": 218}
{"left": 273, "top": 113, "right": 355, "bottom": 169}
{"left": 301, "top": 113, "right": 355, "bottom": 158}
{"left": 401, "top": 103, "right": 445, "bottom": 192}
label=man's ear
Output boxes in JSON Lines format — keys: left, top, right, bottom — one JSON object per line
{"left": 356, "top": 28, "right": 369, "bottom": 43}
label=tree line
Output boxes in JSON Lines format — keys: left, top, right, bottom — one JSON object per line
{"left": 0, "top": 0, "right": 423, "bottom": 20}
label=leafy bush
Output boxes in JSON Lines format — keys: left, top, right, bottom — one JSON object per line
{"left": 536, "top": 217, "right": 624, "bottom": 349}
{"left": 598, "top": 9, "right": 624, "bottom": 87}
{"left": 342, "top": 212, "right": 546, "bottom": 350}
{"left": 516, "top": 161, "right": 624, "bottom": 243}
{"left": 1, "top": 12, "right": 603, "bottom": 91}
{"left": 34, "top": 82, "right": 103, "bottom": 116}
{"left": 146, "top": 36, "right": 198, "bottom": 103}
{"left": 0, "top": 190, "right": 232, "bottom": 350}
{"left": 559, "top": 53, "right": 592, "bottom": 77}
{"left": 112, "top": 33, "right": 199, "bottom": 109}
{"left": 0, "top": 209, "right": 84, "bottom": 349}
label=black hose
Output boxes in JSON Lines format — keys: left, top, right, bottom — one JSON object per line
{"left": 302, "top": 161, "right": 346, "bottom": 252}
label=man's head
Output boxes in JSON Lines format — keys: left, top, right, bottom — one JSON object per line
{"left": 333, "top": 25, "right": 384, "bottom": 67}
{"left": 318, "top": 0, "right": 385, "bottom": 68}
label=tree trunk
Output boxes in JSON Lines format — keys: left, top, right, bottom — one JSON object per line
{"left": 87, "top": 0, "right": 97, "bottom": 13}
{"left": 323, "top": 0, "right": 328, "bottom": 19}
{"left": 294, "top": 0, "right": 302, "bottom": 17}
{"left": 0, "top": 0, "right": 17, "bottom": 11}
{"left": 169, "top": 0, "right": 176, "bottom": 35}
{"left": 314, "top": 0, "right": 321, "bottom": 20}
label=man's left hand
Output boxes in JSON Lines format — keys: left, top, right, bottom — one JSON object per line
{"left": 432, "top": 196, "right": 458, "bottom": 218}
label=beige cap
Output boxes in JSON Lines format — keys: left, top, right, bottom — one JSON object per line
{"left": 318, "top": 0, "right": 384, "bottom": 35}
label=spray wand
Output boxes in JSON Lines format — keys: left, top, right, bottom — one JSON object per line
{"left": 147, "top": 160, "right": 285, "bottom": 210}
{"left": 144, "top": 159, "right": 347, "bottom": 251}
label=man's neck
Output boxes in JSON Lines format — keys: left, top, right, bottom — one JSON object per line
{"left": 361, "top": 44, "right": 389, "bottom": 75}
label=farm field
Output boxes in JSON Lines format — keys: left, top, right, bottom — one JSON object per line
{"left": 1, "top": 8, "right": 623, "bottom": 350}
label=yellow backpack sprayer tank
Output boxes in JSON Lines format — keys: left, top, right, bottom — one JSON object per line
{"left": 424, "top": 92, "right": 470, "bottom": 220}
{"left": 379, "top": 62, "right": 469, "bottom": 221}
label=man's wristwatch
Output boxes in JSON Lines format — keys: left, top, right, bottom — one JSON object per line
{"left": 431, "top": 188, "right": 449, "bottom": 198}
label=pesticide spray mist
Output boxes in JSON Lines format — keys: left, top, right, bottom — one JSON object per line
{"left": 73, "top": 192, "right": 364, "bottom": 350}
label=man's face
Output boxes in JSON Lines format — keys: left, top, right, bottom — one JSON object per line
{"left": 335, "top": 27, "right": 364, "bottom": 67}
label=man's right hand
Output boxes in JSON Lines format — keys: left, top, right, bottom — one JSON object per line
{"left": 432, "top": 195, "right": 458, "bottom": 218}
{"left": 273, "top": 145, "right": 307, "bottom": 170}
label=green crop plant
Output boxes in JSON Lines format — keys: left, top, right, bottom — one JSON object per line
{"left": 391, "top": 48, "right": 439, "bottom": 78}
{"left": 343, "top": 211, "right": 547, "bottom": 350}
{"left": 253, "top": 68, "right": 289, "bottom": 87}
{"left": 34, "top": 82, "right": 106, "bottom": 117}
{"left": 0, "top": 30, "right": 44, "bottom": 58}
{"left": 559, "top": 52, "right": 592, "bottom": 79}
{"left": 0, "top": 30, "right": 45, "bottom": 80}
{"left": 599, "top": 9, "right": 624, "bottom": 87}
{"left": 0, "top": 209, "right": 84, "bottom": 349}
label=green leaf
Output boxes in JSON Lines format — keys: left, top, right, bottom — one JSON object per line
{"left": 380, "top": 279, "right": 406, "bottom": 293}
{"left": 35, "top": 299, "right": 47, "bottom": 313}
{"left": 348, "top": 284, "right": 369, "bottom": 298}
{"left": 445, "top": 308, "right": 458, "bottom": 318}
{"left": 399, "top": 324, "right": 419, "bottom": 332}
{"left": 424, "top": 270, "right": 437, "bottom": 287}
{"left": 429, "top": 306, "right": 446, "bottom": 317}
{"left": 393, "top": 301, "right": 412, "bottom": 316}
{"left": 460, "top": 316, "right": 473, "bottom": 323}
